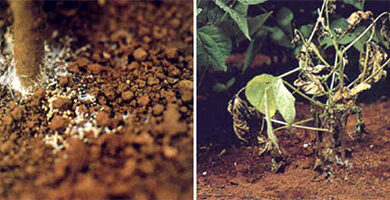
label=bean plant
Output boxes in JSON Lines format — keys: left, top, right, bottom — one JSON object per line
{"left": 229, "top": 0, "right": 390, "bottom": 171}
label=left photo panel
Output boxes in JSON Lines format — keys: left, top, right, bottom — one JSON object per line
{"left": 0, "top": 0, "right": 193, "bottom": 199}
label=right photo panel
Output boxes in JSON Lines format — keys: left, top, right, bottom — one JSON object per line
{"left": 197, "top": 0, "right": 390, "bottom": 199}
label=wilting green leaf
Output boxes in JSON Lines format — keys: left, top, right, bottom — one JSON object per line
{"left": 215, "top": 0, "right": 251, "bottom": 40}
{"left": 246, "top": 74, "right": 295, "bottom": 149}
{"left": 273, "top": 78, "right": 296, "bottom": 125}
{"left": 237, "top": 0, "right": 268, "bottom": 5}
{"left": 342, "top": 0, "right": 364, "bottom": 10}
{"left": 246, "top": 74, "right": 277, "bottom": 117}
{"left": 277, "top": 7, "right": 293, "bottom": 28}
{"left": 245, "top": 74, "right": 296, "bottom": 124}
{"left": 197, "top": 25, "right": 232, "bottom": 71}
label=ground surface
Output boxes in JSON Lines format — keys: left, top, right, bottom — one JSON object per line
{"left": 0, "top": 1, "right": 193, "bottom": 199}
{"left": 198, "top": 96, "right": 390, "bottom": 199}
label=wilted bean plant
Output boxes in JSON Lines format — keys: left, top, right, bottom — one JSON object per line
{"left": 229, "top": 0, "right": 390, "bottom": 172}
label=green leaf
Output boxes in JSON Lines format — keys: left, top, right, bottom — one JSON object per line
{"left": 226, "top": 77, "right": 236, "bottom": 88}
{"left": 215, "top": 0, "right": 251, "bottom": 40}
{"left": 245, "top": 74, "right": 296, "bottom": 149}
{"left": 197, "top": 25, "right": 232, "bottom": 71}
{"left": 237, "top": 0, "right": 268, "bottom": 5}
{"left": 248, "top": 12, "right": 272, "bottom": 37}
{"left": 299, "top": 24, "right": 314, "bottom": 38}
{"left": 213, "top": 78, "right": 236, "bottom": 92}
{"left": 342, "top": 0, "right": 364, "bottom": 10}
{"left": 320, "top": 18, "right": 357, "bottom": 48}
{"left": 352, "top": 26, "right": 371, "bottom": 52}
{"left": 245, "top": 74, "right": 296, "bottom": 124}
{"left": 213, "top": 82, "right": 227, "bottom": 92}
{"left": 245, "top": 74, "right": 277, "bottom": 117}
{"left": 276, "top": 7, "right": 293, "bottom": 28}
{"left": 244, "top": 39, "right": 256, "bottom": 73}
{"left": 267, "top": 26, "right": 293, "bottom": 48}
{"left": 206, "top": 7, "right": 226, "bottom": 25}
{"left": 243, "top": 36, "right": 265, "bottom": 73}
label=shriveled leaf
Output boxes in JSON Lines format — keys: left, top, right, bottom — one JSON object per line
{"left": 381, "top": 17, "right": 390, "bottom": 42}
{"left": 350, "top": 82, "right": 371, "bottom": 96}
{"left": 237, "top": 0, "right": 268, "bottom": 5}
{"left": 215, "top": 0, "right": 251, "bottom": 40}
{"left": 293, "top": 74, "right": 325, "bottom": 96}
{"left": 359, "top": 41, "right": 388, "bottom": 83}
{"left": 197, "top": 25, "right": 232, "bottom": 71}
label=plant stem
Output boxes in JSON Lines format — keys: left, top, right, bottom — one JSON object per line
{"left": 278, "top": 66, "right": 300, "bottom": 78}
{"left": 273, "top": 117, "right": 314, "bottom": 132}
{"left": 10, "top": 0, "right": 45, "bottom": 89}
{"left": 308, "top": 0, "right": 327, "bottom": 43}
{"left": 269, "top": 118, "right": 330, "bottom": 132}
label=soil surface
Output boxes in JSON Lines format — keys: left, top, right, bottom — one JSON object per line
{"left": 198, "top": 95, "right": 390, "bottom": 199}
{"left": 0, "top": 1, "right": 193, "bottom": 199}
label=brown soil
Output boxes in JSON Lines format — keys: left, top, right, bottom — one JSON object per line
{"left": 198, "top": 99, "right": 390, "bottom": 199}
{"left": 0, "top": 1, "right": 193, "bottom": 199}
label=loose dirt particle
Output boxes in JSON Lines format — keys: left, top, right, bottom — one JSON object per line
{"left": 75, "top": 57, "right": 90, "bottom": 67}
{"left": 49, "top": 116, "right": 68, "bottom": 131}
{"left": 52, "top": 97, "right": 71, "bottom": 110}
{"left": 137, "top": 95, "right": 150, "bottom": 106}
{"left": 165, "top": 47, "right": 178, "bottom": 59}
{"left": 133, "top": 48, "right": 148, "bottom": 61}
{"left": 177, "top": 80, "right": 193, "bottom": 102}
{"left": 3, "top": 115, "right": 13, "bottom": 126}
{"left": 87, "top": 63, "right": 105, "bottom": 75}
{"left": 147, "top": 76, "right": 159, "bottom": 86}
{"left": 33, "top": 88, "right": 45, "bottom": 99}
{"left": 152, "top": 104, "right": 164, "bottom": 116}
{"left": 126, "top": 61, "right": 138, "bottom": 71}
{"left": 120, "top": 159, "right": 136, "bottom": 178}
{"left": 10, "top": 106, "right": 23, "bottom": 121}
{"left": 163, "top": 145, "right": 178, "bottom": 158}
{"left": 96, "top": 111, "right": 111, "bottom": 127}
{"left": 139, "top": 160, "right": 155, "bottom": 174}
{"left": 121, "top": 91, "right": 134, "bottom": 102}
{"left": 58, "top": 76, "right": 70, "bottom": 87}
